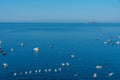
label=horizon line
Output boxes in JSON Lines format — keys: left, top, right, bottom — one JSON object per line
{"left": 0, "top": 22, "right": 120, "bottom": 23}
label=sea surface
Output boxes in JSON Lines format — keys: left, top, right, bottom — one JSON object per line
{"left": 0, "top": 23, "right": 120, "bottom": 80}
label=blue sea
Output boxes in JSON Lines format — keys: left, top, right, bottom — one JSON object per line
{"left": 0, "top": 23, "right": 120, "bottom": 80}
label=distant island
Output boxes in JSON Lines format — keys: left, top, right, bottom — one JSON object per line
{"left": 87, "top": 21, "right": 96, "bottom": 24}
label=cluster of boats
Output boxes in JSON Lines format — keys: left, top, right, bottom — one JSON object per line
{"left": 0, "top": 47, "right": 7, "bottom": 55}
{"left": 0, "top": 40, "right": 115, "bottom": 79}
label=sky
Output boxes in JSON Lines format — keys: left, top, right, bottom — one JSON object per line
{"left": 0, "top": 0, "right": 120, "bottom": 22}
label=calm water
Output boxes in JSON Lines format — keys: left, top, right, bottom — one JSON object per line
{"left": 0, "top": 23, "right": 120, "bottom": 80}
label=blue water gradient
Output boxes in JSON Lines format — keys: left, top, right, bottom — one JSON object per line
{"left": 0, "top": 23, "right": 120, "bottom": 80}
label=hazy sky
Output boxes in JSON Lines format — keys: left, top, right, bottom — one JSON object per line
{"left": 0, "top": 0, "right": 120, "bottom": 22}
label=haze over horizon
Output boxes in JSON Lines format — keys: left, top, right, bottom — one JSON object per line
{"left": 0, "top": 0, "right": 120, "bottom": 22}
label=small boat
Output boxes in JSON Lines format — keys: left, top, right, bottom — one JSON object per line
{"left": 109, "top": 72, "right": 114, "bottom": 76}
{"left": 3, "top": 63, "right": 8, "bottom": 68}
{"left": 20, "top": 43, "right": 24, "bottom": 46}
{"left": 14, "top": 73, "right": 17, "bottom": 76}
{"left": 33, "top": 47, "right": 39, "bottom": 53}
{"left": 2, "top": 51, "right": 7, "bottom": 55}
{"left": 0, "top": 49, "right": 4, "bottom": 52}
{"left": 93, "top": 73, "right": 97, "bottom": 78}
{"left": 0, "top": 41, "right": 2, "bottom": 45}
